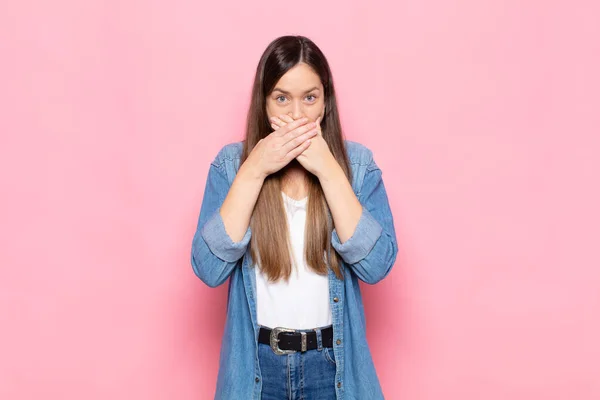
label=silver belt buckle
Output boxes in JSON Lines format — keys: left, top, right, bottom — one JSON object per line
{"left": 270, "top": 327, "right": 307, "bottom": 355}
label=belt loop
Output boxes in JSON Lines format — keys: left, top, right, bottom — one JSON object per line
{"left": 313, "top": 327, "right": 323, "bottom": 351}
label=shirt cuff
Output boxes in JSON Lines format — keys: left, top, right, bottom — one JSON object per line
{"left": 331, "top": 206, "right": 383, "bottom": 264}
{"left": 201, "top": 208, "right": 251, "bottom": 262}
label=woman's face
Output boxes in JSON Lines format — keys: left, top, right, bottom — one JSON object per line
{"left": 265, "top": 62, "right": 325, "bottom": 124}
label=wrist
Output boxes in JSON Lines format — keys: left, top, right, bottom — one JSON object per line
{"left": 317, "top": 158, "right": 344, "bottom": 183}
{"left": 239, "top": 161, "right": 267, "bottom": 182}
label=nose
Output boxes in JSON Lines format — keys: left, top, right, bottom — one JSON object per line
{"left": 289, "top": 102, "right": 306, "bottom": 121}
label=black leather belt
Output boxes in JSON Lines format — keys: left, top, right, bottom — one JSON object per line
{"left": 258, "top": 325, "right": 334, "bottom": 355}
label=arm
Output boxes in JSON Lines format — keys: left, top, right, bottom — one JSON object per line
{"left": 191, "top": 157, "right": 265, "bottom": 288}
{"left": 319, "top": 157, "right": 398, "bottom": 284}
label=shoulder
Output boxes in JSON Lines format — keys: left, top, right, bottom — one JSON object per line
{"left": 343, "top": 139, "right": 376, "bottom": 167}
{"left": 211, "top": 139, "right": 375, "bottom": 167}
{"left": 210, "top": 141, "right": 244, "bottom": 167}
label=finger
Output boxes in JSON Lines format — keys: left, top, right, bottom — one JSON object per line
{"left": 284, "top": 137, "right": 312, "bottom": 161}
{"left": 271, "top": 123, "right": 279, "bottom": 130}
{"left": 282, "top": 118, "right": 317, "bottom": 145}
{"left": 282, "top": 127, "right": 318, "bottom": 154}
{"left": 275, "top": 116, "right": 310, "bottom": 136}
{"left": 270, "top": 116, "right": 286, "bottom": 127}
{"left": 279, "top": 114, "right": 295, "bottom": 124}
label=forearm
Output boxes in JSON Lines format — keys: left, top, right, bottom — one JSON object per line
{"left": 220, "top": 162, "right": 265, "bottom": 242}
{"left": 318, "top": 160, "right": 363, "bottom": 244}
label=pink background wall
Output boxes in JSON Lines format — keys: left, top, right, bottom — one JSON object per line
{"left": 1, "top": 1, "right": 599, "bottom": 398}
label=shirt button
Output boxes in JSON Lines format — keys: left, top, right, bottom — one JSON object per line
{"left": 333, "top": 297, "right": 339, "bottom": 302}
{"left": 255, "top": 377, "right": 260, "bottom": 382}
{"left": 337, "top": 382, "right": 342, "bottom": 388}
{"left": 336, "top": 339, "right": 341, "bottom": 345}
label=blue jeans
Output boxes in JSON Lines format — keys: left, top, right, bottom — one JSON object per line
{"left": 258, "top": 326, "right": 337, "bottom": 400}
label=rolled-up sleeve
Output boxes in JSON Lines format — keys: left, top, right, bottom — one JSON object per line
{"left": 331, "top": 159, "right": 398, "bottom": 284}
{"left": 331, "top": 207, "right": 383, "bottom": 264}
{"left": 201, "top": 206, "right": 252, "bottom": 263}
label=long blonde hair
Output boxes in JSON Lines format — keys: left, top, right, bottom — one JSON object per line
{"left": 242, "top": 35, "right": 351, "bottom": 283}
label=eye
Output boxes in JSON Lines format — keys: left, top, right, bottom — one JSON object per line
{"left": 306, "top": 94, "right": 317, "bottom": 102}
{"left": 275, "top": 95, "right": 287, "bottom": 103}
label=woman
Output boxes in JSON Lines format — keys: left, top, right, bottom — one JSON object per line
{"left": 191, "top": 35, "right": 398, "bottom": 400}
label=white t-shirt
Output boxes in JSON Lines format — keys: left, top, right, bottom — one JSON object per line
{"left": 254, "top": 191, "right": 332, "bottom": 330}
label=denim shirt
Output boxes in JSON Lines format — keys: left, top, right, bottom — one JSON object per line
{"left": 191, "top": 139, "right": 398, "bottom": 399}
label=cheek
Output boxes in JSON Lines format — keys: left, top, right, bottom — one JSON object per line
{"left": 266, "top": 99, "right": 282, "bottom": 111}
{"left": 310, "top": 107, "right": 323, "bottom": 119}
{"left": 265, "top": 102, "right": 275, "bottom": 118}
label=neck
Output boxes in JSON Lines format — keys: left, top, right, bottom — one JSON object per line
{"left": 281, "top": 160, "right": 309, "bottom": 198}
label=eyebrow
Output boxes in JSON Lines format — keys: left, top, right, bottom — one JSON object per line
{"left": 272, "top": 86, "right": 320, "bottom": 95}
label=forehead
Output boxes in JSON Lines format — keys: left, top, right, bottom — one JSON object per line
{"left": 273, "top": 63, "right": 322, "bottom": 93}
